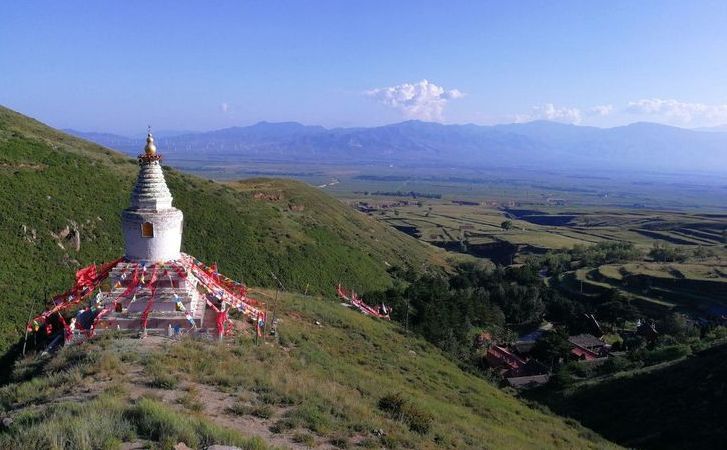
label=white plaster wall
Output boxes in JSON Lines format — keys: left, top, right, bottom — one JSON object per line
{"left": 122, "top": 208, "right": 183, "bottom": 263}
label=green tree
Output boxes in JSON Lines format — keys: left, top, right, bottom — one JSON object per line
{"left": 532, "top": 329, "right": 572, "bottom": 369}
{"left": 500, "top": 220, "right": 513, "bottom": 230}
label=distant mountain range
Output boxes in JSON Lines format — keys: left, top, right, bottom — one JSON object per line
{"left": 65, "top": 120, "right": 727, "bottom": 173}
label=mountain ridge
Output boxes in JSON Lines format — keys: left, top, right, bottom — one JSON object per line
{"left": 67, "top": 119, "right": 727, "bottom": 174}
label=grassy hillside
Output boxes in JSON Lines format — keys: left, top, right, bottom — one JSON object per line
{"left": 0, "top": 105, "right": 443, "bottom": 353}
{"left": 526, "top": 341, "right": 727, "bottom": 450}
{"left": 0, "top": 290, "right": 618, "bottom": 449}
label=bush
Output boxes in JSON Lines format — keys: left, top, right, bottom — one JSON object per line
{"left": 251, "top": 404, "right": 275, "bottom": 419}
{"left": 149, "top": 372, "right": 180, "bottom": 390}
{"left": 377, "top": 393, "right": 433, "bottom": 434}
{"left": 329, "top": 434, "right": 350, "bottom": 449}
{"left": 227, "top": 402, "right": 254, "bottom": 416}
{"left": 599, "top": 356, "right": 632, "bottom": 374}
{"left": 642, "top": 345, "right": 691, "bottom": 365}
{"left": 292, "top": 432, "right": 316, "bottom": 447}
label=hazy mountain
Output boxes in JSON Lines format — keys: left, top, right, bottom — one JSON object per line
{"left": 68, "top": 120, "right": 727, "bottom": 173}
{"left": 694, "top": 124, "right": 727, "bottom": 132}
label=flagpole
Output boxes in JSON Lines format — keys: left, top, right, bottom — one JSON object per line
{"left": 22, "top": 286, "right": 41, "bottom": 356}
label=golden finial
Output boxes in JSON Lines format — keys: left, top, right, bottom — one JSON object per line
{"left": 144, "top": 125, "right": 157, "bottom": 155}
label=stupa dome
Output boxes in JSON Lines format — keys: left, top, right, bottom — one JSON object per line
{"left": 144, "top": 132, "right": 157, "bottom": 155}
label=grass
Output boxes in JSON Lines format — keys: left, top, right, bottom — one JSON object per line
{"left": 0, "top": 104, "right": 444, "bottom": 355}
{"left": 124, "top": 290, "right": 617, "bottom": 449}
{"left": 0, "top": 290, "right": 618, "bottom": 449}
{"left": 125, "top": 397, "right": 266, "bottom": 450}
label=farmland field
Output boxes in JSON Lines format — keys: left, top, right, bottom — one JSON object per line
{"left": 154, "top": 155, "right": 727, "bottom": 318}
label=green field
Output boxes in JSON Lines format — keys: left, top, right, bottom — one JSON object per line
{"left": 342, "top": 198, "right": 726, "bottom": 317}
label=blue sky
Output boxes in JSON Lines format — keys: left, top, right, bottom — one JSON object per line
{"left": 2, "top": 1, "right": 727, "bottom": 134}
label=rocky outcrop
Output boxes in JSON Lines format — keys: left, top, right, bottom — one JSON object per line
{"left": 50, "top": 222, "right": 81, "bottom": 251}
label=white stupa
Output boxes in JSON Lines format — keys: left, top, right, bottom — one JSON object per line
{"left": 29, "top": 130, "right": 264, "bottom": 338}
{"left": 103, "top": 132, "right": 205, "bottom": 330}
{"left": 121, "top": 132, "right": 184, "bottom": 263}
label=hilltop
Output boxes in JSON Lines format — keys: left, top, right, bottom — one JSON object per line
{"left": 0, "top": 105, "right": 443, "bottom": 353}
{"left": 0, "top": 289, "right": 618, "bottom": 449}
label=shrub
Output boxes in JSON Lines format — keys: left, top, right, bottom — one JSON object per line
{"left": 377, "top": 393, "right": 433, "bottom": 435}
{"left": 599, "top": 356, "right": 631, "bottom": 374}
{"left": 227, "top": 402, "right": 254, "bottom": 416}
{"left": 643, "top": 345, "right": 691, "bottom": 365}
{"left": 177, "top": 390, "right": 204, "bottom": 412}
{"left": 292, "top": 432, "right": 316, "bottom": 447}
{"left": 149, "top": 372, "right": 180, "bottom": 390}
{"left": 330, "top": 434, "right": 350, "bottom": 448}
{"left": 251, "top": 404, "right": 274, "bottom": 419}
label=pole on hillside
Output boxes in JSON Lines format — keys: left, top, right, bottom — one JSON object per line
{"left": 405, "top": 298, "right": 410, "bottom": 333}
{"left": 268, "top": 272, "right": 285, "bottom": 338}
{"left": 22, "top": 286, "right": 45, "bottom": 356}
{"left": 269, "top": 288, "right": 279, "bottom": 337}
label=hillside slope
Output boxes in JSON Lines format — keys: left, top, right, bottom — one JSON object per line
{"left": 0, "top": 290, "right": 618, "bottom": 449}
{"left": 0, "top": 105, "right": 443, "bottom": 352}
{"left": 526, "top": 342, "right": 727, "bottom": 450}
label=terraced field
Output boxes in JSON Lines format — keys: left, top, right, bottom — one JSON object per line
{"left": 351, "top": 199, "right": 727, "bottom": 315}
{"left": 557, "top": 262, "right": 727, "bottom": 315}
{"left": 358, "top": 201, "right": 723, "bottom": 259}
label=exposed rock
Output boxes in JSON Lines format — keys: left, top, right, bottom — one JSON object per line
{"left": 206, "top": 446, "right": 244, "bottom": 450}
{"left": 1, "top": 417, "right": 13, "bottom": 429}
{"left": 21, "top": 225, "right": 38, "bottom": 244}
{"left": 69, "top": 228, "right": 81, "bottom": 251}
{"left": 61, "top": 254, "right": 81, "bottom": 268}
{"left": 173, "top": 443, "right": 193, "bottom": 450}
{"left": 289, "top": 204, "right": 305, "bottom": 212}
{"left": 58, "top": 225, "right": 71, "bottom": 239}
{"left": 253, "top": 192, "right": 281, "bottom": 202}
{"left": 50, "top": 223, "right": 81, "bottom": 251}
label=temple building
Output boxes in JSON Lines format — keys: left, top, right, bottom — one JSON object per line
{"left": 29, "top": 132, "right": 264, "bottom": 340}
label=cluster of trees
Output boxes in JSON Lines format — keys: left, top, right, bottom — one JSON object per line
{"left": 370, "top": 191, "right": 442, "bottom": 199}
{"left": 530, "top": 240, "right": 717, "bottom": 275}
{"left": 648, "top": 241, "right": 716, "bottom": 262}
{"left": 368, "top": 263, "right": 561, "bottom": 360}
{"left": 529, "top": 241, "right": 643, "bottom": 276}
{"left": 370, "top": 261, "right": 727, "bottom": 381}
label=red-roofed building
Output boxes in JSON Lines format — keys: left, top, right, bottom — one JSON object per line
{"left": 570, "top": 343, "right": 599, "bottom": 361}
{"left": 486, "top": 345, "right": 526, "bottom": 376}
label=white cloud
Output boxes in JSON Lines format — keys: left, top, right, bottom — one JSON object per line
{"left": 220, "top": 102, "right": 230, "bottom": 114}
{"left": 518, "top": 103, "right": 583, "bottom": 124}
{"left": 588, "top": 104, "right": 614, "bottom": 116}
{"left": 626, "top": 98, "right": 727, "bottom": 124}
{"left": 513, "top": 103, "right": 614, "bottom": 124}
{"left": 366, "top": 79, "right": 464, "bottom": 121}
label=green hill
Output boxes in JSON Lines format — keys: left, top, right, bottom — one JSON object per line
{"left": 0, "top": 105, "right": 444, "bottom": 353}
{"left": 526, "top": 341, "right": 727, "bottom": 449}
{"left": 0, "top": 289, "right": 617, "bottom": 449}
